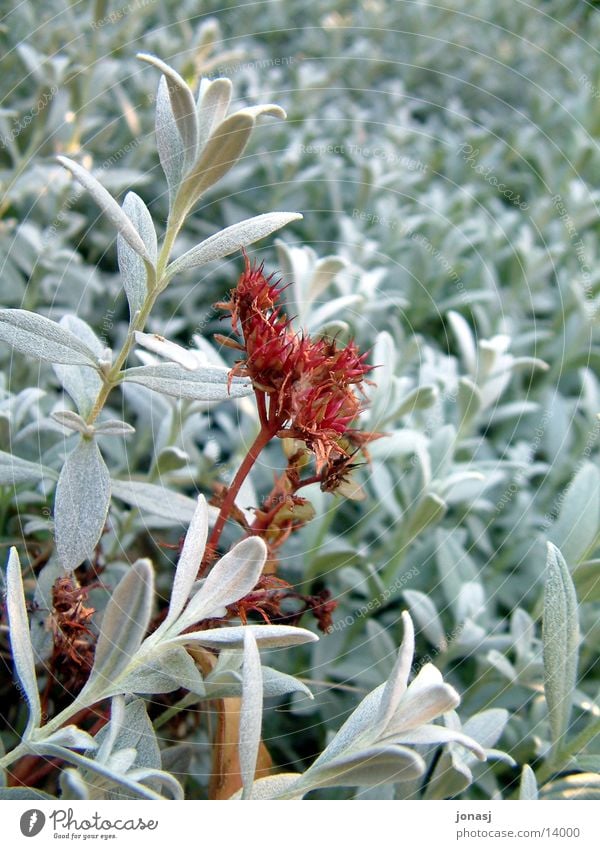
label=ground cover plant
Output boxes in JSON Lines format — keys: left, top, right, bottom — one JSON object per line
{"left": 0, "top": 0, "right": 599, "bottom": 801}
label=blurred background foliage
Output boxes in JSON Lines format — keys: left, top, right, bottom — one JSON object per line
{"left": 1, "top": 0, "right": 600, "bottom": 799}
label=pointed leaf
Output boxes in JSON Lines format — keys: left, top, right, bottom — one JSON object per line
{"left": 110, "top": 646, "right": 205, "bottom": 697}
{"left": 154, "top": 75, "right": 184, "bottom": 196}
{"left": 53, "top": 316, "right": 104, "bottom": 416}
{"left": 379, "top": 611, "right": 414, "bottom": 729}
{"left": 137, "top": 55, "right": 197, "bottom": 168}
{"left": 42, "top": 726, "right": 97, "bottom": 751}
{"left": 118, "top": 192, "right": 157, "bottom": 322}
{"left": 57, "top": 157, "right": 151, "bottom": 262}
{"left": 54, "top": 438, "right": 111, "bottom": 572}
{"left": 161, "top": 496, "right": 209, "bottom": 632}
{"left": 169, "top": 624, "right": 318, "bottom": 650}
{"left": 0, "top": 309, "right": 100, "bottom": 366}
{"left": 519, "top": 764, "right": 539, "bottom": 800}
{"left": 306, "top": 745, "right": 425, "bottom": 790}
{"left": 174, "top": 111, "right": 255, "bottom": 218}
{"left": 121, "top": 362, "right": 252, "bottom": 401}
{"left": 197, "top": 77, "right": 232, "bottom": 151}
{"left": 239, "top": 630, "right": 263, "bottom": 799}
{"left": 111, "top": 478, "right": 205, "bottom": 525}
{"left": 177, "top": 536, "right": 266, "bottom": 629}
{"left": 166, "top": 212, "right": 303, "bottom": 278}
{"left": 6, "top": 548, "right": 41, "bottom": 735}
{"left": 543, "top": 543, "right": 580, "bottom": 751}
{"left": 83, "top": 559, "right": 154, "bottom": 697}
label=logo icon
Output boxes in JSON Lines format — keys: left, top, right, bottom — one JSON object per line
{"left": 19, "top": 810, "right": 46, "bottom": 837}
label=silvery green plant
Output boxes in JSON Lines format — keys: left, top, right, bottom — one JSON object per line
{"left": 0, "top": 497, "right": 320, "bottom": 799}
{"left": 0, "top": 53, "right": 301, "bottom": 574}
{"left": 1, "top": 497, "right": 484, "bottom": 800}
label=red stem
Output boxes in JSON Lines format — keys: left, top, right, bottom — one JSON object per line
{"left": 207, "top": 422, "right": 279, "bottom": 553}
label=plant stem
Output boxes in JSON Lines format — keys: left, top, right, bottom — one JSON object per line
{"left": 85, "top": 223, "right": 177, "bottom": 427}
{"left": 207, "top": 422, "right": 278, "bottom": 554}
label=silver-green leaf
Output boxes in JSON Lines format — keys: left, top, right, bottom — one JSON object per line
{"left": 82, "top": 559, "right": 154, "bottom": 698}
{"left": 57, "top": 156, "right": 151, "bottom": 262}
{"left": 118, "top": 192, "right": 157, "bottom": 321}
{"left": 166, "top": 212, "right": 303, "bottom": 278}
{"left": 240, "top": 629, "right": 263, "bottom": 799}
{"left": 543, "top": 543, "right": 580, "bottom": 753}
{"left": 137, "top": 55, "right": 198, "bottom": 169}
{"left": 121, "top": 362, "right": 252, "bottom": 402}
{"left": 54, "top": 438, "right": 111, "bottom": 572}
{"left": 0, "top": 309, "right": 100, "bottom": 367}
{"left": 6, "top": 548, "right": 41, "bottom": 736}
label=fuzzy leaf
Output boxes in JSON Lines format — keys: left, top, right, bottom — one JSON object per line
{"left": 177, "top": 536, "right": 267, "bottom": 629}
{"left": 0, "top": 309, "right": 100, "bottom": 366}
{"left": 403, "top": 590, "right": 447, "bottom": 650}
{"left": 174, "top": 111, "right": 255, "bottom": 218}
{"left": 94, "top": 419, "right": 136, "bottom": 436}
{"left": 57, "top": 157, "right": 151, "bottom": 262}
{"left": 519, "top": 764, "right": 539, "bottom": 800}
{"left": 51, "top": 410, "right": 93, "bottom": 435}
{"left": 229, "top": 773, "right": 304, "bottom": 800}
{"left": 111, "top": 478, "right": 208, "bottom": 525}
{"left": 306, "top": 745, "right": 425, "bottom": 790}
{"left": 197, "top": 77, "right": 232, "bottom": 151}
{"left": 549, "top": 463, "right": 600, "bottom": 566}
{"left": 154, "top": 75, "right": 184, "bottom": 196}
{"left": 160, "top": 496, "right": 209, "bottom": 632}
{"left": 53, "top": 316, "right": 104, "bottom": 416}
{"left": 261, "top": 667, "right": 314, "bottom": 700}
{"left": 378, "top": 611, "right": 414, "bottom": 729}
{"left": 6, "top": 548, "right": 41, "bottom": 735}
{"left": 43, "top": 726, "right": 97, "bottom": 751}
{"left": 543, "top": 543, "right": 580, "bottom": 752}
{"left": 166, "top": 212, "right": 302, "bottom": 278}
{"left": 121, "top": 362, "right": 252, "bottom": 401}
{"left": 54, "top": 438, "right": 111, "bottom": 572}
{"left": 110, "top": 646, "right": 205, "bottom": 697}
{"left": 169, "top": 624, "right": 318, "bottom": 650}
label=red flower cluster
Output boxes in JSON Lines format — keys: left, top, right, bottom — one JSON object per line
{"left": 216, "top": 255, "right": 374, "bottom": 472}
